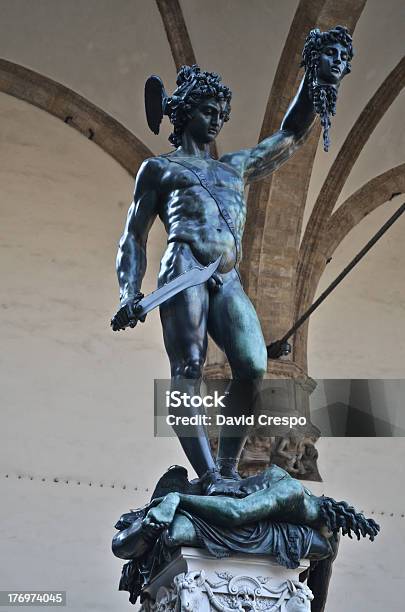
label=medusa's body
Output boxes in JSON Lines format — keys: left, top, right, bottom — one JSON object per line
{"left": 142, "top": 467, "right": 379, "bottom": 544}
{"left": 112, "top": 466, "right": 378, "bottom": 563}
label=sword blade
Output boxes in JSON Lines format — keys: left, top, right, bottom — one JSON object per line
{"left": 137, "top": 256, "right": 222, "bottom": 316}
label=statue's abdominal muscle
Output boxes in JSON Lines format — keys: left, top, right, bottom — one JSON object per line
{"left": 163, "top": 186, "right": 246, "bottom": 272}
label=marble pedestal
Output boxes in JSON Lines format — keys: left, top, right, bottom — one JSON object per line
{"left": 140, "top": 547, "right": 313, "bottom": 611}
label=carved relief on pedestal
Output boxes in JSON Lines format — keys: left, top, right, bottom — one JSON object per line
{"left": 141, "top": 569, "right": 313, "bottom": 611}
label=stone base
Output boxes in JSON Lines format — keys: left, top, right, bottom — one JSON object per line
{"left": 140, "top": 547, "right": 313, "bottom": 611}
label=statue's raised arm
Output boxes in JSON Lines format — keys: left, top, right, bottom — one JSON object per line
{"left": 221, "top": 25, "right": 354, "bottom": 183}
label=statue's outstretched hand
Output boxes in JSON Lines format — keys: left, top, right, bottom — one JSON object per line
{"left": 110, "top": 293, "right": 146, "bottom": 331}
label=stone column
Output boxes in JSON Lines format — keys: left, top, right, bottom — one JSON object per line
{"left": 140, "top": 547, "right": 313, "bottom": 611}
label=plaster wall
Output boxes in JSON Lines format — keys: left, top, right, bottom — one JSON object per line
{"left": 308, "top": 197, "right": 405, "bottom": 379}
{"left": 0, "top": 94, "right": 181, "bottom": 485}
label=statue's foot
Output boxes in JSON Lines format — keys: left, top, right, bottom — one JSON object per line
{"left": 199, "top": 468, "right": 246, "bottom": 497}
{"left": 206, "top": 480, "right": 246, "bottom": 497}
{"left": 216, "top": 458, "right": 242, "bottom": 481}
{"left": 142, "top": 492, "right": 180, "bottom": 529}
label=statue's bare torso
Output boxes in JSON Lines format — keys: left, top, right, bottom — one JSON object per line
{"left": 157, "top": 154, "right": 245, "bottom": 273}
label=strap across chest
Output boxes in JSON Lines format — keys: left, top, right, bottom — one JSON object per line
{"left": 162, "top": 156, "right": 240, "bottom": 267}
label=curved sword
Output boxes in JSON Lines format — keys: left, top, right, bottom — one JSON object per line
{"left": 111, "top": 256, "right": 222, "bottom": 331}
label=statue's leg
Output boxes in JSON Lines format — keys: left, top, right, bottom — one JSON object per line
{"left": 159, "top": 242, "right": 216, "bottom": 479}
{"left": 174, "top": 478, "right": 316, "bottom": 528}
{"left": 208, "top": 270, "right": 267, "bottom": 477}
{"left": 145, "top": 480, "right": 316, "bottom": 529}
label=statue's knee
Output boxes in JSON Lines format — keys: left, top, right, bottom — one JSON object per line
{"left": 173, "top": 358, "right": 204, "bottom": 379}
{"left": 184, "top": 359, "right": 204, "bottom": 378}
{"left": 111, "top": 533, "right": 121, "bottom": 558}
{"left": 164, "top": 515, "right": 196, "bottom": 547}
{"left": 111, "top": 532, "right": 131, "bottom": 560}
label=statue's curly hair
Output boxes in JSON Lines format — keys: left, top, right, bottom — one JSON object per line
{"left": 301, "top": 25, "right": 354, "bottom": 83}
{"left": 165, "top": 64, "right": 232, "bottom": 147}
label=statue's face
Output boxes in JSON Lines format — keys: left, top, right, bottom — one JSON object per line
{"left": 317, "top": 42, "right": 349, "bottom": 85}
{"left": 185, "top": 97, "right": 227, "bottom": 144}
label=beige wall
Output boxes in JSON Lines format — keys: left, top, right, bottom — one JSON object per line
{"left": 1, "top": 2, "right": 404, "bottom": 610}
{"left": 0, "top": 94, "right": 180, "bottom": 485}
{"left": 308, "top": 196, "right": 405, "bottom": 378}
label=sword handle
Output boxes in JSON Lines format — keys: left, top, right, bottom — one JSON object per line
{"left": 111, "top": 293, "right": 145, "bottom": 331}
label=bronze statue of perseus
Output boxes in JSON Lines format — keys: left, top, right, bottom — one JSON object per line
{"left": 112, "top": 465, "right": 379, "bottom": 607}
{"left": 111, "top": 26, "right": 354, "bottom": 494}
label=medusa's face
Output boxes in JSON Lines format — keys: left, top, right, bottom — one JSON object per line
{"left": 184, "top": 97, "right": 228, "bottom": 144}
{"left": 317, "top": 42, "right": 350, "bottom": 85}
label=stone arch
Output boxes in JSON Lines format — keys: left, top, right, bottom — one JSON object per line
{"left": 293, "top": 165, "right": 405, "bottom": 367}
{"left": 0, "top": 58, "right": 153, "bottom": 177}
{"left": 325, "top": 165, "right": 405, "bottom": 253}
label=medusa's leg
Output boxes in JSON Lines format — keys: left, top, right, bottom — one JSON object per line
{"left": 179, "top": 479, "right": 317, "bottom": 527}
{"left": 143, "top": 480, "right": 318, "bottom": 530}
{"left": 112, "top": 518, "right": 161, "bottom": 561}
